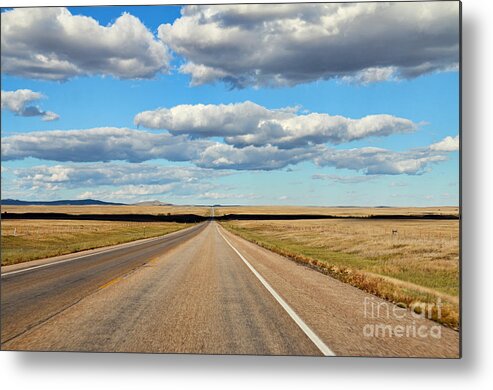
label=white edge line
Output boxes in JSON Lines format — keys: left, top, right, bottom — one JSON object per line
{"left": 216, "top": 225, "right": 336, "bottom": 357}
{"left": 2, "top": 223, "right": 202, "bottom": 277}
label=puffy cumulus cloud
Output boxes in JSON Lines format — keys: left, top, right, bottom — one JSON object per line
{"left": 71, "top": 181, "right": 253, "bottom": 203}
{"left": 10, "top": 162, "right": 228, "bottom": 202}
{"left": 1, "top": 89, "right": 59, "bottom": 121}
{"left": 314, "top": 147, "right": 447, "bottom": 175}
{"left": 1, "top": 126, "right": 319, "bottom": 170}
{"left": 134, "top": 101, "right": 418, "bottom": 148}
{"left": 134, "top": 101, "right": 293, "bottom": 138}
{"left": 159, "top": 2, "right": 459, "bottom": 87}
{"left": 73, "top": 182, "right": 216, "bottom": 202}
{"left": 195, "top": 134, "right": 457, "bottom": 174}
{"left": 195, "top": 143, "right": 324, "bottom": 170}
{"left": 1, "top": 89, "right": 42, "bottom": 112}
{"left": 91, "top": 184, "right": 176, "bottom": 198}
{"left": 12, "top": 163, "right": 225, "bottom": 190}
{"left": 1, "top": 127, "right": 458, "bottom": 174}
{"left": 429, "top": 135, "right": 459, "bottom": 152}
{"left": 1, "top": 127, "right": 209, "bottom": 163}
{"left": 1, "top": 8, "right": 170, "bottom": 81}
{"left": 179, "top": 63, "right": 231, "bottom": 87}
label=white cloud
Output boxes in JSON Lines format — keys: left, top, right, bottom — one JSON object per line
{"left": 196, "top": 192, "right": 261, "bottom": 200}
{"left": 71, "top": 184, "right": 197, "bottom": 203}
{"left": 1, "top": 127, "right": 458, "bottom": 175}
{"left": 179, "top": 63, "right": 231, "bottom": 87}
{"left": 40, "top": 111, "right": 60, "bottom": 121}
{"left": 79, "top": 183, "right": 259, "bottom": 203}
{"left": 12, "top": 163, "right": 225, "bottom": 189}
{"left": 10, "top": 162, "right": 228, "bottom": 202}
{"left": 134, "top": 101, "right": 418, "bottom": 148}
{"left": 3, "top": 126, "right": 313, "bottom": 170}
{"left": 1, "top": 89, "right": 42, "bottom": 112}
{"left": 429, "top": 135, "right": 459, "bottom": 152}
{"left": 159, "top": 2, "right": 459, "bottom": 87}
{"left": 195, "top": 143, "right": 323, "bottom": 170}
{"left": 135, "top": 101, "right": 293, "bottom": 137}
{"left": 315, "top": 147, "right": 447, "bottom": 175}
{"left": 1, "top": 89, "right": 59, "bottom": 121}
{"left": 341, "top": 67, "right": 397, "bottom": 85}
{"left": 1, "top": 127, "right": 209, "bottom": 163}
{"left": 77, "top": 191, "right": 96, "bottom": 200}
{"left": 1, "top": 8, "right": 171, "bottom": 81}
{"left": 96, "top": 184, "right": 176, "bottom": 197}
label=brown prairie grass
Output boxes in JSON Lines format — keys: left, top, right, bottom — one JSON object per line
{"left": 213, "top": 206, "right": 459, "bottom": 217}
{"left": 1, "top": 219, "right": 191, "bottom": 266}
{"left": 1, "top": 204, "right": 211, "bottom": 216}
{"left": 222, "top": 218, "right": 459, "bottom": 328}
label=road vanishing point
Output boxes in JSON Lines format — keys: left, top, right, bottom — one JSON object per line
{"left": 1, "top": 212, "right": 459, "bottom": 357}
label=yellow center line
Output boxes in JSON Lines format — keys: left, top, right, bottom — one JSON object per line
{"left": 98, "top": 277, "right": 123, "bottom": 290}
{"left": 146, "top": 257, "right": 160, "bottom": 265}
{"left": 99, "top": 257, "right": 161, "bottom": 289}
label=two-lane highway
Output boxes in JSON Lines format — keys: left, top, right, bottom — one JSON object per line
{"left": 1, "top": 221, "right": 324, "bottom": 355}
{"left": 1, "top": 221, "right": 460, "bottom": 357}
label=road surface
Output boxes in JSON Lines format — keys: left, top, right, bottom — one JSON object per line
{"left": 1, "top": 221, "right": 459, "bottom": 357}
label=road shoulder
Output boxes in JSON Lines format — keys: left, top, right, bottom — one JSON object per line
{"left": 217, "top": 223, "right": 460, "bottom": 358}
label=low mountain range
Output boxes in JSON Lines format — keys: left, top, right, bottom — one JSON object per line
{"left": 1, "top": 199, "right": 126, "bottom": 206}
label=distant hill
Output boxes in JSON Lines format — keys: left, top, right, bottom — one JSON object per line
{"left": 1, "top": 199, "right": 126, "bottom": 206}
{"left": 133, "top": 200, "right": 173, "bottom": 206}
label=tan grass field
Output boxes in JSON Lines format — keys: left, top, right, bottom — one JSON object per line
{"left": 213, "top": 205, "right": 459, "bottom": 217}
{"left": 1, "top": 204, "right": 211, "bottom": 216}
{"left": 1, "top": 205, "right": 460, "bottom": 328}
{"left": 221, "top": 218, "right": 459, "bottom": 328}
{"left": 1, "top": 219, "right": 191, "bottom": 266}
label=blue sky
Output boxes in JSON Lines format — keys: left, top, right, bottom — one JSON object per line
{"left": 1, "top": 3, "right": 460, "bottom": 206}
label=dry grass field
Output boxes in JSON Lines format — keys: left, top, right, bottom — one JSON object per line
{"left": 213, "top": 205, "right": 459, "bottom": 217}
{"left": 221, "top": 218, "right": 459, "bottom": 328}
{"left": 1, "top": 205, "right": 211, "bottom": 216}
{"left": 1, "top": 219, "right": 191, "bottom": 266}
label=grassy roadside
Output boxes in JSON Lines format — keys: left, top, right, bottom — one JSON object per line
{"left": 213, "top": 205, "right": 459, "bottom": 217}
{"left": 221, "top": 219, "right": 459, "bottom": 329}
{"left": 1, "top": 219, "right": 192, "bottom": 266}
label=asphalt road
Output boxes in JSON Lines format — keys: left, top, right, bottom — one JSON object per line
{"left": 1, "top": 221, "right": 460, "bottom": 357}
